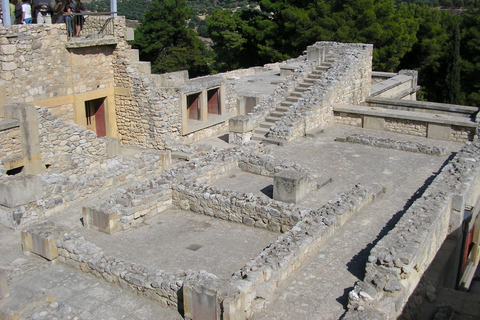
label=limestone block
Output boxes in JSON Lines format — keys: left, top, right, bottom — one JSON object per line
{"left": 363, "top": 116, "right": 385, "bottom": 131}
{"left": 229, "top": 132, "right": 252, "bottom": 145}
{"left": 21, "top": 221, "right": 62, "bottom": 261}
{"left": 222, "top": 294, "right": 246, "bottom": 320}
{"left": 0, "top": 270, "right": 9, "bottom": 299}
{"left": 229, "top": 116, "right": 254, "bottom": 133}
{"left": 83, "top": 207, "right": 119, "bottom": 234}
{"left": 105, "top": 137, "right": 121, "bottom": 159}
{"left": 0, "top": 175, "right": 43, "bottom": 208}
{"left": 183, "top": 283, "right": 220, "bottom": 320}
{"left": 126, "top": 27, "right": 135, "bottom": 41}
{"left": 428, "top": 123, "right": 452, "bottom": 141}
{"left": 161, "top": 150, "right": 172, "bottom": 170}
{"left": 273, "top": 170, "right": 308, "bottom": 204}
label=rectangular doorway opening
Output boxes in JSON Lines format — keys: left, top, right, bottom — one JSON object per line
{"left": 207, "top": 88, "right": 220, "bottom": 115}
{"left": 187, "top": 93, "right": 201, "bottom": 120}
{"left": 85, "top": 97, "right": 107, "bottom": 137}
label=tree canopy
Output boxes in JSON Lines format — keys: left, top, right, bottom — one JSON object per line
{"left": 132, "top": 0, "right": 212, "bottom": 77}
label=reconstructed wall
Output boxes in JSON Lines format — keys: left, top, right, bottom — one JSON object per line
{"left": 269, "top": 42, "right": 373, "bottom": 141}
{"left": 347, "top": 141, "right": 480, "bottom": 319}
{"left": 0, "top": 24, "right": 120, "bottom": 123}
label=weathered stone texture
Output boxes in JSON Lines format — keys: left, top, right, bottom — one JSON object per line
{"left": 0, "top": 125, "right": 22, "bottom": 161}
{"left": 269, "top": 42, "right": 373, "bottom": 141}
{"left": 348, "top": 141, "right": 480, "bottom": 318}
{"left": 385, "top": 118, "right": 427, "bottom": 137}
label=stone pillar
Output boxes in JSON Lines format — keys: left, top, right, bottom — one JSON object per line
{"left": 183, "top": 284, "right": 221, "bottom": 320}
{"left": 0, "top": 174, "right": 43, "bottom": 208}
{"left": 83, "top": 206, "right": 119, "bottom": 234}
{"left": 229, "top": 116, "right": 254, "bottom": 145}
{"left": 3, "top": 103, "right": 45, "bottom": 174}
{"left": 21, "top": 221, "right": 62, "bottom": 261}
{"left": 273, "top": 170, "right": 308, "bottom": 204}
{"left": 307, "top": 45, "right": 325, "bottom": 65}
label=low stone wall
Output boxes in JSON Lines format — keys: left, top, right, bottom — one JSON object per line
{"left": 384, "top": 118, "right": 427, "bottom": 137}
{"left": 83, "top": 177, "right": 172, "bottom": 232}
{"left": 232, "top": 184, "right": 384, "bottom": 317}
{"left": 336, "top": 134, "right": 448, "bottom": 156}
{"left": 269, "top": 42, "right": 373, "bottom": 141}
{"left": 346, "top": 141, "right": 480, "bottom": 319}
{"left": 56, "top": 230, "right": 187, "bottom": 309}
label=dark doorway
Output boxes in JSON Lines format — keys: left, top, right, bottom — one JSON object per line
{"left": 187, "top": 93, "right": 201, "bottom": 120}
{"left": 85, "top": 98, "right": 107, "bottom": 137}
{"left": 207, "top": 88, "right": 220, "bottom": 115}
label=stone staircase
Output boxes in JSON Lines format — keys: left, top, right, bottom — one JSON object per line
{"left": 251, "top": 56, "right": 337, "bottom": 142}
{"left": 126, "top": 48, "right": 152, "bottom": 76}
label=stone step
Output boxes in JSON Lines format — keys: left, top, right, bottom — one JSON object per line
{"left": 266, "top": 115, "right": 281, "bottom": 122}
{"left": 295, "top": 87, "right": 309, "bottom": 93}
{"left": 308, "top": 74, "right": 323, "bottom": 80}
{"left": 126, "top": 49, "right": 140, "bottom": 63}
{"left": 316, "top": 66, "right": 329, "bottom": 71}
{"left": 132, "top": 61, "right": 152, "bottom": 75}
{"left": 304, "top": 78, "right": 316, "bottom": 84}
{"left": 275, "top": 106, "right": 289, "bottom": 112}
{"left": 270, "top": 111, "right": 284, "bottom": 118}
{"left": 291, "top": 91, "right": 303, "bottom": 97}
{"left": 286, "top": 96, "right": 299, "bottom": 102}
{"left": 260, "top": 121, "right": 275, "bottom": 129}
{"left": 280, "top": 101, "right": 294, "bottom": 107}
{"left": 251, "top": 134, "right": 265, "bottom": 141}
{"left": 254, "top": 127, "right": 269, "bottom": 135}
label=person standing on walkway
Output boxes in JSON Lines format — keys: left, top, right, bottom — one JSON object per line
{"left": 73, "top": 0, "right": 85, "bottom": 37}
{"left": 21, "top": 0, "right": 32, "bottom": 24}
{"left": 63, "top": 0, "right": 74, "bottom": 36}
{"left": 33, "top": 0, "right": 52, "bottom": 24}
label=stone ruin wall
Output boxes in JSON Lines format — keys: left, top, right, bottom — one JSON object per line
{"left": 346, "top": 141, "right": 480, "bottom": 319}
{"left": 269, "top": 42, "right": 373, "bottom": 141}
{"left": 0, "top": 22, "right": 124, "bottom": 123}
{"left": 0, "top": 104, "right": 167, "bottom": 229}
{"left": 0, "top": 124, "right": 21, "bottom": 161}
{"left": 23, "top": 144, "right": 385, "bottom": 318}
{"left": 37, "top": 106, "right": 108, "bottom": 174}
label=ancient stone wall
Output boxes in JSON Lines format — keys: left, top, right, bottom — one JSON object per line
{"left": 56, "top": 230, "right": 187, "bottom": 309}
{"left": 0, "top": 125, "right": 21, "bottom": 161}
{"left": 269, "top": 42, "right": 373, "bottom": 141}
{"left": 347, "top": 141, "right": 480, "bottom": 319}
{"left": 37, "top": 107, "right": 108, "bottom": 172}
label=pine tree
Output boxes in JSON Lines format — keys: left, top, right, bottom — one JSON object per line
{"left": 445, "top": 21, "right": 461, "bottom": 104}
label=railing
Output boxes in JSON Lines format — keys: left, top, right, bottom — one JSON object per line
{"left": 65, "top": 12, "right": 116, "bottom": 39}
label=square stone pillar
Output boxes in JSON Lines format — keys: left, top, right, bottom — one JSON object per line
{"left": 83, "top": 207, "right": 119, "bottom": 234}
{"left": 21, "top": 221, "right": 62, "bottom": 261}
{"left": 0, "top": 174, "right": 43, "bottom": 208}
{"left": 229, "top": 116, "right": 254, "bottom": 145}
{"left": 105, "top": 137, "right": 121, "bottom": 159}
{"left": 273, "top": 170, "right": 308, "bottom": 204}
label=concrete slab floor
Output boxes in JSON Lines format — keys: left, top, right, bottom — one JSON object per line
{"left": 81, "top": 209, "right": 279, "bottom": 279}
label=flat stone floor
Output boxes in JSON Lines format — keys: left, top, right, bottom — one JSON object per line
{"left": 81, "top": 209, "right": 279, "bottom": 279}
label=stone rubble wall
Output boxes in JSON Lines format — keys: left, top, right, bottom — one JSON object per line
{"left": 385, "top": 118, "right": 427, "bottom": 137}
{"left": 0, "top": 125, "right": 21, "bottom": 161}
{"left": 37, "top": 106, "right": 108, "bottom": 174}
{"left": 269, "top": 42, "right": 373, "bottom": 141}
{"left": 337, "top": 134, "right": 448, "bottom": 156}
{"left": 334, "top": 112, "right": 363, "bottom": 127}
{"left": 84, "top": 176, "right": 172, "bottom": 230}
{"left": 347, "top": 141, "right": 480, "bottom": 319}
{"left": 56, "top": 230, "right": 189, "bottom": 309}
{"left": 231, "top": 184, "right": 384, "bottom": 317}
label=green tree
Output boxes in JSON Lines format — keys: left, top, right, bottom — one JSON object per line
{"left": 133, "top": 0, "right": 212, "bottom": 77}
{"left": 461, "top": 8, "right": 480, "bottom": 106}
{"left": 445, "top": 21, "right": 461, "bottom": 104}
